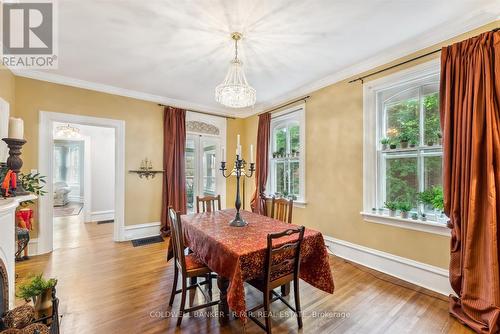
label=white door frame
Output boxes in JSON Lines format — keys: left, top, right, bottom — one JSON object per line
{"left": 38, "top": 111, "right": 125, "bottom": 254}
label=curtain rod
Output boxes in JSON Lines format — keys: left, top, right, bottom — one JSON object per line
{"left": 158, "top": 104, "right": 236, "bottom": 120}
{"left": 258, "top": 96, "right": 310, "bottom": 116}
{"left": 349, "top": 26, "right": 500, "bottom": 84}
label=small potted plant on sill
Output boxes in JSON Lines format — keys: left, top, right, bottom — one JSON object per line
{"left": 409, "top": 138, "right": 418, "bottom": 148}
{"left": 278, "top": 147, "right": 285, "bottom": 158}
{"left": 389, "top": 139, "right": 397, "bottom": 150}
{"left": 371, "top": 207, "right": 377, "bottom": 213}
{"left": 398, "top": 133, "right": 410, "bottom": 149}
{"left": 411, "top": 212, "right": 418, "bottom": 220}
{"left": 420, "top": 212, "right": 427, "bottom": 221}
{"left": 17, "top": 274, "right": 57, "bottom": 320}
{"left": 272, "top": 152, "right": 278, "bottom": 158}
{"left": 380, "top": 138, "right": 390, "bottom": 150}
{"left": 397, "top": 202, "right": 412, "bottom": 219}
{"left": 384, "top": 201, "right": 398, "bottom": 217}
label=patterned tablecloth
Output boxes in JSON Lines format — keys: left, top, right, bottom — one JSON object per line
{"left": 181, "top": 209, "right": 335, "bottom": 319}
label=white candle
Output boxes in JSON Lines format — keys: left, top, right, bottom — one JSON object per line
{"left": 237, "top": 134, "right": 240, "bottom": 147}
{"left": 8, "top": 117, "right": 24, "bottom": 139}
{"left": 221, "top": 147, "right": 225, "bottom": 162}
{"left": 250, "top": 144, "right": 254, "bottom": 163}
{"left": 236, "top": 148, "right": 239, "bottom": 158}
{"left": 238, "top": 145, "right": 242, "bottom": 158}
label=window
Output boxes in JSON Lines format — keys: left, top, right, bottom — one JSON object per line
{"left": 268, "top": 106, "right": 305, "bottom": 204}
{"left": 363, "top": 60, "right": 448, "bottom": 235}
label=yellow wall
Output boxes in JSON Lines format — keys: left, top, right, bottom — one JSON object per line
{"left": 0, "top": 65, "right": 16, "bottom": 111}
{"left": 239, "top": 21, "right": 499, "bottom": 269}
{"left": 14, "top": 77, "right": 164, "bottom": 228}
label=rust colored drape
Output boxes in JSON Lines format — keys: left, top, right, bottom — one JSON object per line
{"left": 440, "top": 31, "right": 500, "bottom": 334}
{"left": 160, "top": 107, "right": 186, "bottom": 236}
{"left": 250, "top": 112, "right": 271, "bottom": 215}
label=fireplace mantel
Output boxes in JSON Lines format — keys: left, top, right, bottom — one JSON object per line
{"left": 0, "top": 194, "right": 36, "bottom": 309}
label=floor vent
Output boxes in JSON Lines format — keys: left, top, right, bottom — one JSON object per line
{"left": 131, "top": 235, "right": 164, "bottom": 247}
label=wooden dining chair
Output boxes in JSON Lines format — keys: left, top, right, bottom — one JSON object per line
{"left": 271, "top": 197, "right": 293, "bottom": 224}
{"left": 196, "top": 195, "right": 221, "bottom": 213}
{"left": 168, "top": 207, "right": 219, "bottom": 327}
{"left": 247, "top": 226, "right": 305, "bottom": 334}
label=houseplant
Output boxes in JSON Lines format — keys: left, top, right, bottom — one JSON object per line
{"left": 384, "top": 201, "right": 398, "bottom": 217}
{"left": 409, "top": 138, "right": 418, "bottom": 148}
{"left": 389, "top": 139, "right": 397, "bottom": 150}
{"left": 397, "top": 202, "right": 411, "bottom": 219}
{"left": 380, "top": 138, "right": 390, "bottom": 150}
{"left": 411, "top": 212, "right": 418, "bottom": 220}
{"left": 17, "top": 274, "right": 57, "bottom": 320}
{"left": 398, "top": 133, "right": 410, "bottom": 149}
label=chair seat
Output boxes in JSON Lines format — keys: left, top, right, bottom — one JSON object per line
{"left": 185, "top": 254, "right": 211, "bottom": 275}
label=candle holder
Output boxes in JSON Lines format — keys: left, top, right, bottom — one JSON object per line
{"left": 2, "top": 138, "right": 29, "bottom": 196}
{"left": 220, "top": 156, "right": 255, "bottom": 227}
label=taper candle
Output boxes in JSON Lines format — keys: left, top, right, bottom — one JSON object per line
{"left": 221, "top": 147, "right": 225, "bottom": 162}
{"left": 250, "top": 144, "right": 254, "bottom": 163}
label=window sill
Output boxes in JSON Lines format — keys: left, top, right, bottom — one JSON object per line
{"left": 293, "top": 200, "right": 307, "bottom": 208}
{"left": 360, "top": 212, "right": 450, "bottom": 236}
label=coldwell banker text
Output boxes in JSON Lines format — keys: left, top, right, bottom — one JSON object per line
{"left": 1, "top": 1, "right": 58, "bottom": 69}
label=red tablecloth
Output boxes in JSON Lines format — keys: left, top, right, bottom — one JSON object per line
{"left": 181, "top": 209, "right": 334, "bottom": 319}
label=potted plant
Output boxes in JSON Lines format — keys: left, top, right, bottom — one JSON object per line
{"left": 371, "top": 207, "right": 377, "bottom": 213}
{"left": 397, "top": 202, "right": 412, "bottom": 219}
{"left": 411, "top": 212, "right": 418, "bottom": 220}
{"left": 272, "top": 152, "right": 278, "bottom": 158}
{"left": 389, "top": 139, "right": 397, "bottom": 150}
{"left": 431, "top": 185, "right": 444, "bottom": 215}
{"left": 384, "top": 201, "right": 398, "bottom": 217}
{"left": 420, "top": 212, "right": 427, "bottom": 221}
{"left": 398, "top": 133, "right": 410, "bottom": 149}
{"left": 17, "top": 274, "right": 57, "bottom": 320}
{"left": 409, "top": 138, "right": 418, "bottom": 148}
{"left": 278, "top": 147, "right": 285, "bottom": 158}
{"left": 380, "top": 138, "right": 390, "bottom": 150}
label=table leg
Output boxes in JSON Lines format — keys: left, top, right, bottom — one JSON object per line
{"left": 217, "top": 276, "right": 230, "bottom": 324}
{"left": 281, "top": 283, "right": 290, "bottom": 296}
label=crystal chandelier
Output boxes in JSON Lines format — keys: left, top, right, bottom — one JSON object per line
{"left": 215, "top": 32, "right": 256, "bottom": 108}
{"left": 55, "top": 124, "right": 81, "bottom": 139}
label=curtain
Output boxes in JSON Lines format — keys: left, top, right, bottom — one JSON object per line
{"left": 160, "top": 107, "right": 187, "bottom": 236}
{"left": 440, "top": 30, "right": 500, "bottom": 334}
{"left": 250, "top": 112, "right": 271, "bottom": 215}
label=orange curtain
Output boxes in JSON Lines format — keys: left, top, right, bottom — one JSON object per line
{"left": 250, "top": 112, "right": 271, "bottom": 215}
{"left": 160, "top": 106, "right": 186, "bottom": 236}
{"left": 440, "top": 31, "right": 500, "bottom": 334}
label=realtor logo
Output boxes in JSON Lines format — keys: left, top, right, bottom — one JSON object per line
{"left": 1, "top": 1, "right": 58, "bottom": 68}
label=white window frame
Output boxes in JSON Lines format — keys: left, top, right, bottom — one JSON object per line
{"left": 267, "top": 104, "right": 306, "bottom": 207}
{"left": 362, "top": 59, "right": 449, "bottom": 236}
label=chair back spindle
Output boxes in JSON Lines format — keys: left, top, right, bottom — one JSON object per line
{"left": 196, "top": 195, "right": 221, "bottom": 213}
{"left": 271, "top": 197, "right": 293, "bottom": 224}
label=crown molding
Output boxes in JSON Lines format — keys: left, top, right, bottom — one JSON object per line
{"left": 11, "top": 69, "right": 241, "bottom": 118}
{"left": 10, "top": 8, "right": 499, "bottom": 119}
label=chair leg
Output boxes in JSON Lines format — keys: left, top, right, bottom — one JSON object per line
{"left": 169, "top": 266, "right": 178, "bottom": 306}
{"left": 294, "top": 278, "right": 302, "bottom": 329}
{"left": 177, "top": 278, "right": 187, "bottom": 327}
{"left": 207, "top": 273, "right": 213, "bottom": 300}
{"left": 263, "top": 289, "right": 272, "bottom": 334}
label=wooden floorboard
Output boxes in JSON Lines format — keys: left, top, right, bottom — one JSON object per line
{"left": 15, "top": 214, "right": 472, "bottom": 334}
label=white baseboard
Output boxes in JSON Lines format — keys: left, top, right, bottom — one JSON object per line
{"left": 26, "top": 238, "right": 39, "bottom": 256}
{"left": 323, "top": 236, "right": 453, "bottom": 296}
{"left": 90, "top": 210, "right": 115, "bottom": 222}
{"left": 124, "top": 222, "right": 161, "bottom": 241}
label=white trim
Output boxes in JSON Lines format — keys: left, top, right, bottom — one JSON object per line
{"left": 268, "top": 104, "right": 306, "bottom": 203}
{"left": 90, "top": 210, "right": 115, "bottom": 222}
{"left": 11, "top": 11, "right": 498, "bottom": 119}
{"left": 363, "top": 59, "right": 443, "bottom": 233}
{"left": 361, "top": 212, "right": 450, "bottom": 236}
{"left": 0, "top": 98, "right": 10, "bottom": 163}
{"left": 12, "top": 69, "right": 237, "bottom": 117}
{"left": 38, "top": 111, "right": 126, "bottom": 254}
{"left": 124, "top": 222, "right": 161, "bottom": 241}
{"left": 27, "top": 238, "right": 38, "bottom": 256}
{"left": 323, "top": 236, "right": 453, "bottom": 296}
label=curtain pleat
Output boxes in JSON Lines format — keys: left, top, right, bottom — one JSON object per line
{"left": 250, "top": 112, "right": 271, "bottom": 215}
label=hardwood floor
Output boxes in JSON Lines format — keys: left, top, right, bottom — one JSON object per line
{"left": 15, "top": 214, "right": 471, "bottom": 334}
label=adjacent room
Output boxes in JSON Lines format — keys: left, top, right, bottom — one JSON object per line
{"left": 0, "top": 1, "right": 498, "bottom": 334}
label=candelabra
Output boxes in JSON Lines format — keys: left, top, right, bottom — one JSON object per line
{"left": 220, "top": 156, "right": 255, "bottom": 227}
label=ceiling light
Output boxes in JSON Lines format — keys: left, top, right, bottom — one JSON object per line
{"left": 215, "top": 32, "right": 256, "bottom": 109}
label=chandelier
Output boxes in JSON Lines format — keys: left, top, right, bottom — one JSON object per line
{"left": 55, "top": 124, "right": 81, "bottom": 139}
{"left": 215, "top": 32, "right": 256, "bottom": 108}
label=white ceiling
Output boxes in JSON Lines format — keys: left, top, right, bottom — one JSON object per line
{"left": 15, "top": 0, "right": 499, "bottom": 117}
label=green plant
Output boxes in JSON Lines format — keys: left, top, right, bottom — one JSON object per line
{"left": 417, "top": 188, "right": 434, "bottom": 206}
{"left": 384, "top": 201, "right": 398, "bottom": 211}
{"left": 409, "top": 138, "right": 418, "bottom": 146}
{"left": 397, "top": 201, "right": 412, "bottom": 212}
{"left": 19, "top": 172, "right": 47, "bottom": 196}
{"left": 17, "top": 274, "right": 57, "bottom": 301}
{"left": 380, "top": 138, "right": 390, "bottom": 145}
{"left": 431, "top": 186, "right": 444, "bottom": 211}
{"left": 398, "top": 132, "right": 411, "bottom": 142}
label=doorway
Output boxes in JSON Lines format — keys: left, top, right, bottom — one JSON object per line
{"left": 38, "top": 111, "right": 125, "bottom": 254}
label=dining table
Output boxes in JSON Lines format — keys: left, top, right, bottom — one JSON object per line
{"left": 179, "top": 208, "right": 335, "bottom": 323}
